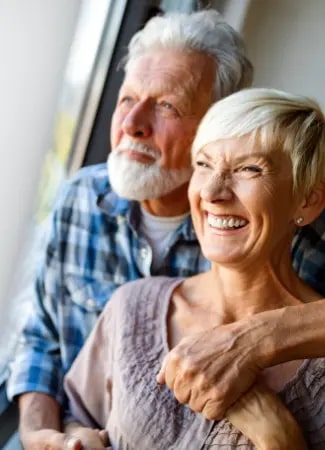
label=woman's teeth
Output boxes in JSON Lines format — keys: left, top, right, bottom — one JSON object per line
{"left": 207, "top": 214, "right": 248, "bottom": 229}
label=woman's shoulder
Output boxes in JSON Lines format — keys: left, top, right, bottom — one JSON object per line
{"left": 280, "top": 358, "right": 325, "bottom": 441}
{"left": 103, "top": 276, "right": 184, "bottom": 318}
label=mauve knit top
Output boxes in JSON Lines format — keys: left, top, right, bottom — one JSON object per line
{"left": 65, "top": 276, "right": 325, "bottom": 449}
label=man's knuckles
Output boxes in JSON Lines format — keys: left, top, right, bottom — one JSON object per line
{"left": 202, "top": 397, "right": 226, "bottom": 421}
{"left": 173, "top": 386, "right": 191, "bottom": 404}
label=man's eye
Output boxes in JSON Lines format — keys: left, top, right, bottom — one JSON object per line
{"left": 158, "top": 101, "right": 180, "bottom": 116}
{"left": 119, "top": 96, "right": 133, "bottom": 105}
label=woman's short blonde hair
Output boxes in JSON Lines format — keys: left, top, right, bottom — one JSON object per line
{"left": 192, "top": 88, "right": 325, "bottom": 195}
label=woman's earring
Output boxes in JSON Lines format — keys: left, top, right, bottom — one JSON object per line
{"left": 296, "top": 217, "right": 304, "bottom": 225}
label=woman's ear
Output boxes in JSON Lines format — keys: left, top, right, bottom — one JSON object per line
{"left": 294, "top": 181, "right": 325, "bottom": 226}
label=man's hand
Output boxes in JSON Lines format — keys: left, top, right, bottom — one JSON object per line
{"left": 226, "top": 382, "right": 307, "bottom": 450}
{"left": 156, "top": 313, "right": 278, "bottom": 419}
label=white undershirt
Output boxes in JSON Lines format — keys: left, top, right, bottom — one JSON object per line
{"left": 139, "top": 207, "right": 190, "bottom": 272}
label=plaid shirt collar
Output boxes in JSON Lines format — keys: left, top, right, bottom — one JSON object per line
{"left": 97, "top": 189, "right": 197, "bottom": 242}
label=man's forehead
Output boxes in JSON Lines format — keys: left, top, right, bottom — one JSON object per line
{"left": 122, "top": 50, "right": 213, "bottom": 97}
{"left": 122, "top": 68, "right": 195, "bottom": 98}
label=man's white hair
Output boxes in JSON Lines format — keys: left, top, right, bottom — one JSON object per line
{"left": 124, "top": 10, "right": 253, "bottom": 100}
{"left": 192, "top": 87, "right": 325, "bottom": 195}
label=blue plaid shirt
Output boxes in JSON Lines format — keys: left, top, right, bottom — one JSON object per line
{"left": 7, "top": 163, "right": 325, "bottom": 405}
{"left": 7, "top": 163, "right": 208, "bottom": 404}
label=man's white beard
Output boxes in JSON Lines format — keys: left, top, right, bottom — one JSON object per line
{"left": 107, "top": 151, "right": 192, "bottom": 201}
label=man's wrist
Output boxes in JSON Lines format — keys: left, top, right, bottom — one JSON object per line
{"left": 238, "top": 308, "right": 284, "bottom": 369}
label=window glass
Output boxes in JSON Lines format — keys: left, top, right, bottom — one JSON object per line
{"left": 38, "top": 0, "right": 111, "bottom": 221}
{"left": 0, "top": 0, "right": 125, "bottom": 382}
{"left": 160, "top": 0, "right": 197, "bottom": 13}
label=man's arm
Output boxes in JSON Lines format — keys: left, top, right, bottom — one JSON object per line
{"left": 18, "top": 392, "right": 79, "bottom": 450}
{"left": 157, "top": 298, "right": 325, "bottom": 419}
{"left": 18, "top": 393, "right": 108, "bottom": 450}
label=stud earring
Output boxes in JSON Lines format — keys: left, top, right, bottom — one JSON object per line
{"left": 296, "top": 217, "right": 304, "bottom": 225}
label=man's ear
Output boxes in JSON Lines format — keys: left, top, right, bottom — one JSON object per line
{"left": 295, "top": 181, "right": 325, "bottom": 226}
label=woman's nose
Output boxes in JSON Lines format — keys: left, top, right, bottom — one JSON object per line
{"left": 122, "top": 101, "right": 152, "bottom": 138}
{"left": 200, "top": 174, "right": 233, "bottom": 203}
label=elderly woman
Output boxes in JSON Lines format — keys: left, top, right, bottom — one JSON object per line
{"left": 64, "top": 88, "right": 325, "bottom": 449}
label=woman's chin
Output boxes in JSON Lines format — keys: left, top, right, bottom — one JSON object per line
{"left": 203, "top": 247, "right": 249, "bottom": 266}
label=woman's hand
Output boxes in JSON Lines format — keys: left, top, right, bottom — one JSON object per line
{"left": 64, "top": 422, "right": 109, "bottom": 449}
{"left": 21, "top": 426, "right": 109, "bottom": 450}
{"left": 226, "top": 382, "right": 307, "bottom": 450}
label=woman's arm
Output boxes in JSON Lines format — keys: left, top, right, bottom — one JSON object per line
{"left": 226, "top": 382, "right": 307, "bottom": 450}
{"left": 157, "top": 298, "right": 325, "bottom": 419}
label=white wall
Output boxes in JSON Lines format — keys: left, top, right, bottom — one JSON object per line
{"left": 0, "top": 1, "right": 81, "bottom": 334}
{"left": 243, "top": 0, "right": 325, "bottom": 110}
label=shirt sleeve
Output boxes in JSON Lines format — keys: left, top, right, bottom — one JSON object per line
{"left": 64, "top": 302, "right": 114, "bottom": 429}
{"left": 7, "top": 188, "right": 69, "bottom": 404}
{"left": 292, "top": 210, "right": 325, "bottom": 296}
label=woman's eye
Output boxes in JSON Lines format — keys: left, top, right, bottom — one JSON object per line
{"left": 160, "top": 101, "right": 174, "bottom": 110}
{"left": 241, "top": 165, "right": 262, "bottom": 173}
{"left": 195, "top": 160, "right": 210, "bottom": 169}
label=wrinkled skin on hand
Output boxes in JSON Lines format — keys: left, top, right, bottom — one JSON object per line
{"left": 156, "top": 317, "right": 270, "bottom": 420}
{"left": 22, "top": 428, "right": 108, "bottom": 450}
{"left": 226, "top": 382, "right": 307, "bottom": 449}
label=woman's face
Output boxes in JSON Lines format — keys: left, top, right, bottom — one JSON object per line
{"left": 189, "top": 135, "right": 299, "bottom": 266}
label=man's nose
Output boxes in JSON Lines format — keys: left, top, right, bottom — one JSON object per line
{"left": 200, "top": 174, "right": 233, "bottom": 203}
{"left": 122, "top": 101, "right": 152, "bottom": 138}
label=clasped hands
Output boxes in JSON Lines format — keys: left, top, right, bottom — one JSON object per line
{"left": 157, "top": 318, "right": 307, "bottom": 449}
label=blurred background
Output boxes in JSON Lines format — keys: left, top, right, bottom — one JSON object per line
{"left": 0, "top": 0, "right": 324, "bottom": 445}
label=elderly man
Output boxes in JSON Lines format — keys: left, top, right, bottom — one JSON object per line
{"left": 7, "top": 9, "right": 325, "bottom": 450}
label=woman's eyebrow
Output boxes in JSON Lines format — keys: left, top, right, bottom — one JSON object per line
{"left": 234, "top": 152, "right": 273, "bottom": 164}
{"left": 196, "top": 149, "right": 215, "bottom": 161}
{"left": 197, "top": 150, "right": 272, "bottom": 163}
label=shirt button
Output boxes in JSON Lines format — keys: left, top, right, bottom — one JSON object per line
{"left": 117, "top": 215, "right": 126, "bottom": 225}
{"left": 140, "top": 247, "right": 148, "bottom": 258}
{"left": 86, "top": 298, "right": 96, "bottom": 308}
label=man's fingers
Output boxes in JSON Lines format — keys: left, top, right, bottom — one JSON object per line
{"left": 173, "top": 375, "right": 192, "bottom": 404}
{"left": 156, "top": 354, "right": 169, "bottom": 384}
{"left": 202, "top": 397, "right": 225, "bottom": 421}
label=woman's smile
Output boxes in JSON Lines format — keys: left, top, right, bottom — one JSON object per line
{"left": 206, "top": 212, "right": 248, "bottom": 231}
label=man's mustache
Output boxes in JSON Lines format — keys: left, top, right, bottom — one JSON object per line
{"left": 113, "top": 139, "right": 160, "bottom": 160}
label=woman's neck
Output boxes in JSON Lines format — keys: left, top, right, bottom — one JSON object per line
{"left": 186, "top": 251, "right": 321, "bottom": 323}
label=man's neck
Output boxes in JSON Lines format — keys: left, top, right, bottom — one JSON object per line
{"left": 140, "top": 182, "right": 190, "bottom": 217}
